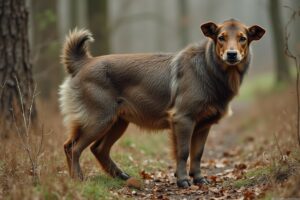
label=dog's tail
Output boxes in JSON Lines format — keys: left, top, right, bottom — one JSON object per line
{"left": 61, "top": 28, "right": 94, "bottom": 75}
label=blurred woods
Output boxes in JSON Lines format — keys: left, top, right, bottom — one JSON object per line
{"left": 0, "top": 0, "right": 300, "bottom": 135}
{"left": 1, "top": 1, "right": 300, "bottom": 198}
{"left": 28, "top": 0, "right": 300, "bottom": 93}
{"left": 269, "top": 0, "right": 291, "bottom": 82}
{"left": 30, "top": 0, "right": 299, "bottom": 92}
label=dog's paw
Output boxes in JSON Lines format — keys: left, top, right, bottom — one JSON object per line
{"left": 118, "top": 172, "right": 131, "bottom": 180}
{"left": 177, "top": 179, "right": 192, "bottom": 188}
{"left": 193, "top": 177, "right": 210, "bottom": 185}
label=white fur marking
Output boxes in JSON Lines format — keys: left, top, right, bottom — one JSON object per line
{"left": 59, "top": 77, "right": 90, "bottom": 128}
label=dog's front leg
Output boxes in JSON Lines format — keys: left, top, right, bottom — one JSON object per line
{"left": 171, "top": 115, "right": 195, "bottom": 188}
{"left": 189, "top": 125, "right": 210, "bottom": 185}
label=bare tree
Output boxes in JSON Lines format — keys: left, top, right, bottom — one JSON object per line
{"left": 269, "top": 0, "right": 291, "bottom": 83}
{"left": 0, "top": 0, "right": 37, "bottom": 136}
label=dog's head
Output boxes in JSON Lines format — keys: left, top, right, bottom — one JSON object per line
{"left": 201, "top": 19, "right": 265, "bottom": 67}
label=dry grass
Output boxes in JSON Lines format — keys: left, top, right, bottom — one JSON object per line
{"left": 0, "top": 85, "right": 300, "bottom": 199}
{"left": 231, "top": 86, "right": 300, "bottom": 198}
{"left": 0, "top": 95, "right": 170, "bottom": 199}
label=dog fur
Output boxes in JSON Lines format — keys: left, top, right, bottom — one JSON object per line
{"left": 59, "top": 20, "right": 265, "bottom": 188}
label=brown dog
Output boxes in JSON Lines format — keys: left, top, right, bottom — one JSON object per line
{"left": 59, "top": 19, "right": 265, "bottom": 188}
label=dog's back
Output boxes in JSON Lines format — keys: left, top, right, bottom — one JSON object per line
{"left": 59, "top": 30, "right": 177, "bottom": 130}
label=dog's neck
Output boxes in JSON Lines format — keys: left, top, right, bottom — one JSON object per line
{"left": 204, "top": 39, "right": 250, "bottom": 96}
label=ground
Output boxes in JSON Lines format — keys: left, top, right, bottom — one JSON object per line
{"left": 0, "top": 76, "right": 300, "bottom": 199}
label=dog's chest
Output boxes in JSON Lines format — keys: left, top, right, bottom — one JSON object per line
{"left": 196, "top": 104, "right": 229, "bottom": 125}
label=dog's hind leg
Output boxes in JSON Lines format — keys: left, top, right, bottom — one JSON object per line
{"left": 90, "top": 118, "right": 129, "bottom": 180}
{"left": 64, "top": 123, "right": 81, "bottom": 179}
{"left": 64, "top": 114, "right": 117, "bottom": 180}
{"left": 189, "top": 125, "right": 210, "bottom": 185}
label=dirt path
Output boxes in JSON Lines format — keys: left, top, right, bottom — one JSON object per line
{"left": 112, "top": 101, "right": 271, "bottom": 199}
{"left": 1, "top": 88, "right": 298, "bottom": 199}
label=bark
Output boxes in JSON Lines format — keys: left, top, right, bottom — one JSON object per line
{"left": 178, "top": 0, "right": 188, "bottom": 47}
{"left": 0, "top": 0, "right": 36, "bottom": 137}
{"left": 26, "top": 0, "right": 33, "bottom": 48}
{"left": 57, "top": 0, "right": 71, "bottom": 43}
{"left": 88, "top": 0, "right": 110, "bottom": 55}
{"left": 76, "top": 0, "right": 88, "bottom": 29}
{"left": 293, "top": 1, "right": 300, "bottom": 54}
{"left": 269, "top": 0, "right": 291, "bottom": 83}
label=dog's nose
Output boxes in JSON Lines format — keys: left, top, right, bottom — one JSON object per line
{"left": 227, "top": 51, "right": 237, "bottom": 60}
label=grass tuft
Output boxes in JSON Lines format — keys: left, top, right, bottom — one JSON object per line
{"left": 82, "top": 175, "right": 124, "bottom": 200}
{"left": 232, "top": 166, "right": 272, "bottom": 188}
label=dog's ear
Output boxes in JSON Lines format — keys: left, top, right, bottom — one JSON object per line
{"left": 248, "top": 25, "right": 265, "bottom": 42}
{"left": 201, "top": 22, "right": 218, "bottom": 39}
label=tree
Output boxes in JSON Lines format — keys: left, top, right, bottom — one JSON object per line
{"left": 88, "top": 0, "right": 110, "bottom": 55}
{"left": 57, "top": 0, "right": 71, "bottom": 43}
{"left": 76, "top": 0, "right": 88, "bottom": 29}
{"left": 293, "top": 0, "right": 300, "bottom": 54}
{"left": 178, "top": 0, "right": 189, "bottom": 48}
{"left": 269, "top": 0, "right": 291, "bottom": 83}
{"left": 0, "top": 0, "right": 36, "bottom": 136}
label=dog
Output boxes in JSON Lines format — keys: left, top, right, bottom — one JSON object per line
{"left": 59, "top": 19, "right": 265, "bottom": 188}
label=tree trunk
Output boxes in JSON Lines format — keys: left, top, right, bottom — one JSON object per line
{"left": 269, "top": 0, "right": 291, "bottom": 83}
{"left": 293, "top": 1, "right": 300, "bottom": 54}
{"left": 0, "top": 0, "right": 36, "bottom": 137}
{"left": 26, "top": 0, "right": 34, "bottom": 48}
{"left": 178, "top": 0, "right": 189, "bottom": 48}
{"left": 57, "top": 0, "right": 71, "bottom": 43}
{"left": 76, "top": 0, "right": 88, "bottom": 29}
{"left": 88, "top": 0, "right": 110, "bottom": 55}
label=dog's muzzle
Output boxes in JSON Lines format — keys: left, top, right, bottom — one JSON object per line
{"left": 223, "top": 50, "right": 242, "bottom": 65}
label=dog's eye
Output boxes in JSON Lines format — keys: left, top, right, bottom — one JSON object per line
{"left": 239, "top": 36, "right": 247, "bottom": 42}
{"left": 218, "top": 35, "right": 225, "bottom": 42}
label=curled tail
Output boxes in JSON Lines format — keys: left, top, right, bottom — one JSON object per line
{"left": 61, "top": 28, "right": 94, "bottom": 75}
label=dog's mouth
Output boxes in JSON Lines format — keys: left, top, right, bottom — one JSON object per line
{"left": 226, "top": 58, "right": 240, "bottom": 65}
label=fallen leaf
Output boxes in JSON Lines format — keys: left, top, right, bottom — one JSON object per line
{"left": 235, "top": 163, "right": 247, "bottom": 170}
{"left": 216, "top": 162, "right": 226, "bottom": 168}
{"left": 243, "top": 189, "right": 255, "bottom": 200}
{"left": 126, "top": 177, "right": 143, "bottom": 190}
{"left": 140, "top": 170, "right": 152, "bottom": 180}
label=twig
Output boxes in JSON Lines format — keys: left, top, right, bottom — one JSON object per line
{"left": 14, "top": 76, "right": 28, "bottom": 135}
{"left": 284, "top": 6, "right": 300, "bottom": 147}
{"left": 27, "top": 84, "right": 38, "bottom": 136}
{"left": 273, "top": 131, "right": 284, "bottom": 159}
{"left": 12, "top": 110, "right": 35, "bottom": 171}
{"left": 12, "top": 77, "right": 44, "bottom": 185}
